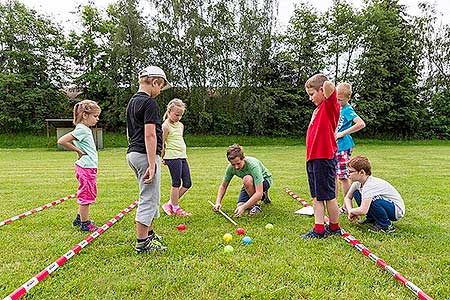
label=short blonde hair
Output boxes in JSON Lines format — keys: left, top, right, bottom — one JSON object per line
{"left": 348, "top": 155, "right": 372, "bottom": 175}
{"left": 337, "top": 82, "right": 352, "bottom": 99}
{"left": 73, "top": 100, "right": 101, "bottom": 125}
{"left": 305, "top": 74, "right": 328, "bottom": 91}
{"left": 227, "top": 144, "right": 245, "bottom": 161}
{"left": 164, "top": 98, "right": 186, "bottom": 120}
{"left": 139, "top": 76, "right": 165, "bottom": 86}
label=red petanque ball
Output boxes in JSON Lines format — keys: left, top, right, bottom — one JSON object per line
{"left": 236, "top": 227, "right": 245, "bottom": 235}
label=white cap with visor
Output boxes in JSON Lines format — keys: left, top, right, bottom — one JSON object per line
{"left": 139, "top": 66, "right": 172, "bottom": 91}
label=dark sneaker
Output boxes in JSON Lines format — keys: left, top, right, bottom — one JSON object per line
{"left": 80, "top": 220, "right": 98, "bottom": 232}
{"left": 262, "top": 191, "right": 271, "bottom": 204}
{"left": 135, "top": 238, "right": 167, "bottom": 253}
{"left": 368, "top": 223, "right": 395, "bottom": 233}
{"left": 358, "top": 218, "right": 375, "bottom": 225}
{"left": 300, "top": 228, "right": 329, "bottom": 239}
{"left": 72, "top": 214, "right": 81, "bottom": 227}
{"left": 326, "top": 225, "right": 343, "bottom": 236}
{"left": 148, "top": 232, "right": 163, "bottom": 243}
{"left": 248, "top": 205, "right": 262, "bottom": 216}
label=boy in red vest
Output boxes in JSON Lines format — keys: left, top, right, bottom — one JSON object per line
{"left": 301, "top": 74, "right": 341, "bottom": 239}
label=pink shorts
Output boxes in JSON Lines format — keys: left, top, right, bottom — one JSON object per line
{"left": 75, "top": 164, "right": 97, "bottom": 205}
{"left": 335, "top": 149, "right": 352, "bottom": 180}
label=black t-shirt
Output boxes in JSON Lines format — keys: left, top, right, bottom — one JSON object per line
{"left": 126, "top": 92, "right": 162, "bottom": 155}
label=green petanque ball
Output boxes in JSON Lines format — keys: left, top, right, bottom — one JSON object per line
{"left": 265, "top": 223, "right": 274, "bottom": 229}
{"left": 224, "top": 245, "right": 234, "bottom": 253}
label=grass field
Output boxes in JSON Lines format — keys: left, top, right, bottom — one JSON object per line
{"left": 0, "top": 142, "right": 449, "bottom": 299}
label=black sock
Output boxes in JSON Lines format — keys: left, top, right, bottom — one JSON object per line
{"left": 137, "top": 237, "right": 148, "bottom": 243}
{"left": 148, "top": 229, "right": 154, "bottom": 236}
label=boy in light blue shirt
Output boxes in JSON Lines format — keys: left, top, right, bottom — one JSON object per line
{"left": 335, "top": 83, "right": 366, "bottom": 213}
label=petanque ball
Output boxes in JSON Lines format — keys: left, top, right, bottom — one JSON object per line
{"left": 242, "top": 236, "right": 252, "bottom": 244}
{"left": 224, "top": 245, "right": 234, "bottom": 253}
{"left": 223, "top": 233, "right": 233, "bottom": 243}
{"left": 236, "top": 227, "right": 245, "bottom": 235}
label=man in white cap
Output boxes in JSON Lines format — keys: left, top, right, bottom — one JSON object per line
{"left": 126, "top": 66, "right": 172, "bottom": 253}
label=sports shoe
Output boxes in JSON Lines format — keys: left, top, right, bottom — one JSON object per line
{"left": 262, "top": 191, "right": 271, "bottom": 204}
{"left": 368, "top": 223, "right": 395, "bottom": 233}
{"left": 148, "top": 232, "right": 163, "bottom": 243}
{"left": 173, "top": 207, "right": 192, "bottom": 217}
{"left": 80, "top": 220, "right": 98, "bottom": 232}
{"left": 162, "top": 202, "right": 174, "bottom": 215}
{"left": 135, "top": 238, "right": 167, "bottom": 253}
{"left": 300, "top": 228, "right": 329, "bottom": 239}
{"left": 325, "top": 224, "right": 343, "bottom": 236}
{"left": 358, "top": 218, "right": 375, "bottom": 225}
{"left": 72, "top": 214, "right": 81, "bottom": 227}
{"left": 248, "top": 205, "right": 262, "bottom": 216}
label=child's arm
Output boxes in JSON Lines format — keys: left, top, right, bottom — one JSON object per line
{"left": 143, "top": 123, "right": 157, "bottom": 184}
{"left": 214, "top": 181, "right": 229, "bottom": 211}
{"left": 161, "top": 122, "right": 169, "bottom": 163}
{"left": 336, "top": 116, "right": 366, "bottom": 139}
{"left": 348, "top": 197, "right": 371, "bottom": 220}
{"left": 323, "top": 81, "right": 336, "bottom": 99}
{"left": 57, "top": 132, "right": 84, "bottom": 158}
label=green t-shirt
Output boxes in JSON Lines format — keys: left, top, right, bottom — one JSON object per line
{"left": 72, "top": 123, "right": 98, "bottom": 168}
{"left": 223, "top": 156, "right": 272, "bottom": 186}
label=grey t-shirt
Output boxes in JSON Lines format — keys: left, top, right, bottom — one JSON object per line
{"left": 349, "top": 176, "right": 405, "bottom": 219}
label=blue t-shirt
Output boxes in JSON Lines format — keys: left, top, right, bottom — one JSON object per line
{"left": 336, "top": 104, "right": 359, "bottom": 151}
{"left": 72, "top": 123, "right": 98, "bottom": 168}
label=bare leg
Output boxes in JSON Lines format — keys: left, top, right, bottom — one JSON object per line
{"left": 136, "top": 220, "right": 152, "bottom": 239}
{"left": 242, "top": 175, "right": 255, "bottom": 196}
{"left": 79, "top": 204, "right": 89, "bottom": 222}
{"left": 326, "top": 198, "right": 340, "bottom": 224}
{"left": 313, "top": 198, "right": 326, "bottom": 224}
{"left": 340, "top": 178, "right": 351, "bottom": 203}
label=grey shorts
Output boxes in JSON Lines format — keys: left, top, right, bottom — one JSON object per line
{"left": 127, "top": 152, "right": 161, "bottom": 226}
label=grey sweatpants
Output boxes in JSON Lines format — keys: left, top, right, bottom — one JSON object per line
{"left": 127, "top": 152, "right": 161, "bottom": 226}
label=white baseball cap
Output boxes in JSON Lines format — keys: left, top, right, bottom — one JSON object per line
{"left": 139, "top": 66, "right": 172, "bottom": 91}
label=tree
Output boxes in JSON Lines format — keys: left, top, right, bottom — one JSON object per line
{"left": 0, "top": 0, "right": 68, "bottom": 132}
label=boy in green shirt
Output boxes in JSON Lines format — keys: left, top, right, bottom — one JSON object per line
{"left": 213, "top": 144, "right": 272, "bottom": 217}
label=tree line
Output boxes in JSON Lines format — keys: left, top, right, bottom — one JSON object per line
{"left": 1, "top": 0, "right": 449, "bottom": 138}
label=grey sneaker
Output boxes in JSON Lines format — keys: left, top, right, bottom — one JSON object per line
{"left": 262, "top": 191, "right": 271, "bottom": 204}
{"left": 135, "top": 238, "right": 167, "bottom": 253}
{"left": 149, "top": 232, "right": 163, "bottom": 243}
{"left": 248, "top": 205, "right": 262, "bottom": 216}
{"left": 368, "top": 223, "right": 395, "bottom": 233}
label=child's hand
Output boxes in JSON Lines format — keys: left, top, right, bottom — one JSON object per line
{"left": 348, "top": 212, "right": 358, "bottom": 223}
{"left": 143, "top": 166, "right": 155, "bottom": 184}
{"left": 213, "top": 202, "right": 222, "bottom": 211}
{"left": 234, "top": 206, "right": 245, "bottom": 218}
{"left": 335, "top": 132, "right": 344, "bottom": 140}
{"left": 77, "top": 150, "right": 85, "bottom": 159}
{"left": 162, "top": 159, "right": 166, "bottom": 165}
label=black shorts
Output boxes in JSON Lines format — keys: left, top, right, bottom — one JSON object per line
{"left": 306, "top": 159, "right": 336, "bottom": 201}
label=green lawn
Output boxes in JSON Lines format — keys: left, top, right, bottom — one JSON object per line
{"left": 0, "top": 142, "right": 449, "bottom": 299}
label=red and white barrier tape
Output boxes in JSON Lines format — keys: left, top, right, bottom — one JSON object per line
{"left": 283, "top": 187, "right": 329, "bottom": 223}
{"left": 284, "top": 187, "right": 433, "bottom": 300}
{"left": 3, "top": 200, "right": 138, "bottom": 300}
{"left": 0, "top": 194, "right": 76, "bottom": 227}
